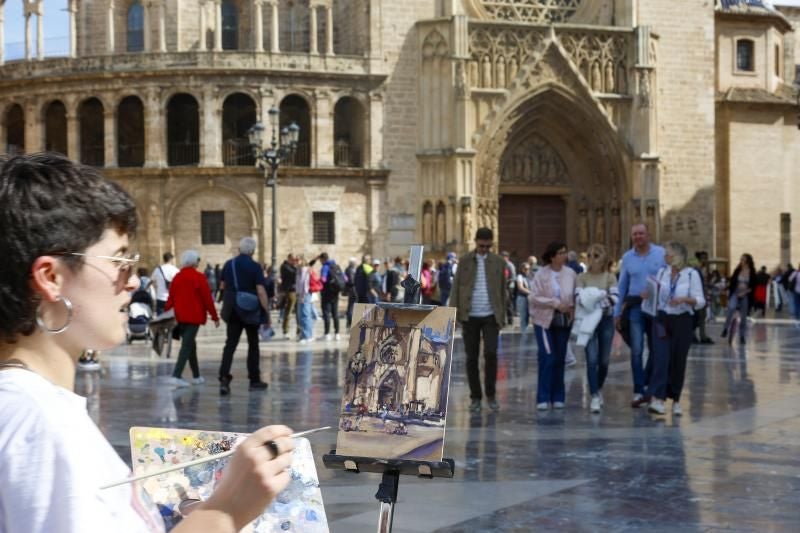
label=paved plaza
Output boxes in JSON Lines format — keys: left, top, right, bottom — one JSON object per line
{"left": 81, "top": 316, "right": 800, "bottom": 532}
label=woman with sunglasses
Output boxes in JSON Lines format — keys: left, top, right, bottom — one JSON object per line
{"left": 574, "top": 244, "right": 618, "bottom": 413}
{"left": 0, "top": 153, "right": 294, "bottom": 533}
{"left": 529, "top": 241, "right": 576, "bottom": 411}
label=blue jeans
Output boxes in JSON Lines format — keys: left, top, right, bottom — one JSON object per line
{"left": 627, "top": 305, "right": 653, "bottom": 395}
{"left": 585, "top": 315, "right": 614, "bottom": 395}
{"left": 793, "top": 292, "right": 800, "bottom": 321}
{"left": 535, "top": 325, "right": 570, "bottom": 404}
{"left": 439, "top": 288, "right": 450, "bottom": 307}
{"left": 516, "top": 295, "right": 530, "bottom": 333}
{"left": 725, "top": 293, "right": 750, "bottom": 338}
{"left": 297, "top": 300, "right": 314, "bottom": 340}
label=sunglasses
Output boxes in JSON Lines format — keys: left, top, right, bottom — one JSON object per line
{"left": 590, "top": 253, "right": 603, "bottom": 259}
{"left": 59, "top": 252, "right": 140, "bottom": 283}
{"left": 476, "top": 243, "right": 492, "bottom": 250}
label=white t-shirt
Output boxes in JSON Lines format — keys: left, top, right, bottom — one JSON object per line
{"left": 0, "top": 369, "right": 164, "bottom": 533}
{"left": 150, "top": 263, "right": 179, "bottom": 302}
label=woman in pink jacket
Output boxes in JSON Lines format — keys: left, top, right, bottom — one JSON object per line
{"left": 529, "top": 241, "right": 577, "bottom": 411}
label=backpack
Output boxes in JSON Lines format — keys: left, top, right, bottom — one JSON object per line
{"left": 327, "top": 263, "right": 347, "bottom": 293}
{"left": 437, "top": 262, "right": 452, "bottom": 290}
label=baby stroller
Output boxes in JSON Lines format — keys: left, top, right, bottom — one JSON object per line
{"left": 127, "top": 287, "right": 154, "bottom": 343}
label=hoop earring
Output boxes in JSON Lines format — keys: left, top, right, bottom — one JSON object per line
{"left": 35, "top": 295, "right": 73, "bottom": 334}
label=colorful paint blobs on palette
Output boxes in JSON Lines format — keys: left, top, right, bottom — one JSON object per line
{"left": 336, "top": 304, "right": 457, "bottom": 462}
{"left": 129, "top": 427, "right": 329, "bottom": 532}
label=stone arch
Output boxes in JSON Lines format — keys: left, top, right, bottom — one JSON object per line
{"left": 166, "top": 93, "right": 200, "bottom": 166}
{"left": 333, "top": 96, "right": 364, "bottom": 167}
{"left": 78, "top": 97, "right": 105, "bottom": 166}
{"left": 166, "top": 183, "right": 260, "bottom": 267}
{"left": 4, "top": 103, "right": 25, "bottom": 155}
{"left": 221, "top": 92, "right": 257, "bottom": 166}
{"left": 117, "top": 95, "right": 145, "bottom": 167}
{"left": 43, "top": 100, "right": 68, "bottom": 155}
{"left": 279, "top": 93, "right": 312, "bottom": 166}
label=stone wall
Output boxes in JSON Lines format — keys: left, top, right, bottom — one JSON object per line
{"left": 638, "top": 0, "right": 716, "bottom": 255}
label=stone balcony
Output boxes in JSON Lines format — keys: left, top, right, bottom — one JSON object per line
{"left": 0, "top": 50, "right": 384, "bottom": 83}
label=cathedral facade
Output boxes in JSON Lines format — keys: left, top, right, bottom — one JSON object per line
{"left": 0, "top": 0, "right": 798, "bottom": 269}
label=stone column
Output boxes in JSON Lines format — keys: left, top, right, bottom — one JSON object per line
{"left": 316, "top": 91, "right": 333, "bottom": 166}
{"left": 158, "top": 1, "right": 167, "bottom": 52}
{"left": 24, "top": 99, "right": 42, "bottom": 153}
{"left": 37, "top": 4, "right": 44, "bottom": 60}
{"left": 0, "top": 3, "right": 5, "bottom": 66}
{"left": 199, "top": 1, "right": 207, "bottom": 51}
{"left": 107, "top": 1, "right": 116, "bottom": 53}
{"left": 214, "top": 0, "right": 223, "bottom": 51}
{"left": 309, "top": 5, "right": 318, "bottom": 55}
{"left": 66, "top": 110, "right": 79, "bottom": 161}
{"left": 254, "top": 0, "right": 264, "bottom": 52}
{"left": 368, "top": 92, "right": 383, "bottom": 168}
{"left": 24, "top": 11, "right": 32, "bottom": 60}
{"left": 201, "top": 87, "right": 223, "bottom": 167}
{"left": 325, "top": 6, "right": 334, "bottom": 55}
{"left": 144, "top": 88, "right": 165, "bottom": 167}
{"left": 270, "top": 1, "right": 279, "bottom": 52}
{"left": 68, "top": 0, "right": 78, "bottom": 58}
{"left": 104, "top": 108, "right": 117, "bottom": 168}
{"left": 143, "top": 1, "right": 151, "bottom": 52}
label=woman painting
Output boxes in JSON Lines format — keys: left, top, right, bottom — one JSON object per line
{"left": 529, "top": 241, "right": 576, "bottom": 411}
{"left": 0, "top": 153, "right": 294, "bottom": 532}
{"left": 721, "top": 253, "right": 756, "bottom": 344}
{"left": 165, "top": 249, "right": 219, "bottom": 387}
{"left": 648, "top": 242, "right": 705, "bottom": 416}
{"left": 574, "top": 244, "right": 618, "bottom": 413}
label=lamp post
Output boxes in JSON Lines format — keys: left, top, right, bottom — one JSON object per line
{"left": 247, "top": 106, "right": 300, "bottom": 268}
{"left": 348, "top": 347, "right": 367, "bottom": 404}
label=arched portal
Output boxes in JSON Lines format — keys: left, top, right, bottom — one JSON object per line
{"left": 222, "top": 92, "right": 257, "bottom": 166}
{"left": 5, "top": 104, "right": 25, "bottom": 155}
{"left": 78, "top": 97, "right": 105, "bottom": 167}
{"left": 480, "top": 88, "right": 629, "bottom": 263}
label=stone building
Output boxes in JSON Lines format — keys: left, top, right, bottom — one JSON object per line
{"left": 0, "top": 0, "right": 798, "bottom": 269}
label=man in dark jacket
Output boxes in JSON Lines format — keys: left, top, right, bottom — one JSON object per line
{"left": 345, "top": 257, "right": 358, "bottom": 328}
{"left": 317, "top": 252, "right": 344, "bottom": 340}
{"left": 449, "top": 227, "right": 507, "bottom": 413}
{"left": 354, "top": 254, "right": 373, "bottom": 303}
{"left": 279, "top": 254, "right": 297, "bottom": 339}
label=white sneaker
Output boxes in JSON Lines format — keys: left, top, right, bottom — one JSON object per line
{"left": 590, "top": 395, "right": 601, "bottom": 413}
{"left": 536, "top": 402, "right": 550, "bottom": 411}
{"left": 672, "top": 402, "right": 682, "bottom": 416}
{"left": 598, "top": 391, "right": 604, "bottom": 406}
{"left": 324, "top": 334, "right": 333, "bottom": 341}
{"left": 299, "top": 338, "right": 308, "bottom": 345}
{"left": 648, "top": 399, "right": 666, "bottom": 415}
{"left": 192, "top": 377, "right": 206, "bottom": 385}
{"left": 335, "top": 333, "right": 341, "bottom": 341}
{"left": 552, "top": 401, "right": 565, "bottom": 409}
{"left": 167, "top": 377, "right": 191, "bottom": 388}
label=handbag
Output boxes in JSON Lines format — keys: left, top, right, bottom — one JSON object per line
{"left": 232, "top": 258, "right": 262, "bottom": 325}
{"left": 550, "top": 310, "right": 572, "bottom": 329}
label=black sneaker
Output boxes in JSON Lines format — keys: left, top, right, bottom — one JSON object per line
{"left": 219, "top": 375, "right": 232, "bottom": 396}
{"left": 740, "top": 337, "right": 746, "bottom": 345}
{"left": 468, "top": 400, "right": 481, "bottom": 413}
{"left": 720, "top": 329, "right": 728, "bottom": 338}
{"left": 249, "top": 381, "right": 268, "bottom": 391}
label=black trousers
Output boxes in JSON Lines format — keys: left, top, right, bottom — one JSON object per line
{"left": 462, "top": 315, "right": 499, "bottom": 401}
{"left": 322, "top": 293, "right": 340, "bottom": 334}
{"left": 219, "top": 312, "right": 261, "bottom": 383}
{"left": 346, "top": 291, "right": 356, "bottom": 328}
{"left": 650, "top": 313, "right": 694, "bottom": 401}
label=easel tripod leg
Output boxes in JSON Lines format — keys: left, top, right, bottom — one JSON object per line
{"left": 375, "top": 470, "right": 400, "bottom": 533}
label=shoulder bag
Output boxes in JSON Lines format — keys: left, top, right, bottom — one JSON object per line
{"left": 232, "top": 257, "right": 261, "bottom": 325}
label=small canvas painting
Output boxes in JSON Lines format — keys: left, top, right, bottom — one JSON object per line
{"left": 129, "top": 427, "right": 328, "bottom": 532}
{"left": 336, "top": 303, "right": 456, "bottom": 462}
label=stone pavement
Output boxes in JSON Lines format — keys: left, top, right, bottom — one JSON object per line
{"left": 80, "top": 315, "right": 800, "bottom": 532}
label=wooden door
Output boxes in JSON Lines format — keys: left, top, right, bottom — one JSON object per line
{"left": 498, "top": 195, "right": 566, "bottom": 265}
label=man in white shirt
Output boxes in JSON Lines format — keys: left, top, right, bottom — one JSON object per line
{"left": 151, "top": 252, "right": 179, "bottom": 315}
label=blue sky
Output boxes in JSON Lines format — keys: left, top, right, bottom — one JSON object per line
{"left": 3, "top": 0, "right": 68, "bottom": 59}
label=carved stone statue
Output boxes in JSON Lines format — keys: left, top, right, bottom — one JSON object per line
{"left": 604, "top": 61, "right": 614, "bottom": 93}
{"left": 469, "top": 60, "right": 479, "bottom": 87}
{"left": 578, "top": 208, "right": 590, "bottom": 246}
{"left": 508, "top": 56, "right": 519, "bottom": 84}
{"left": 482, "top": 56, "right": 492, "bottom": 88}
{"left": 594, "top": 207, "right": 606, "bottom": 244}
{"left": 616, "top": 62, "right": 627, "bottom": 94}
{"left": 645, "top": 204, "right": 657, "bottom": 234}
{"left": 496, "top": 55, "right": 506, "bottom": 88}
{"left": 591, "top": 62, "right": 602, "bottom": 92}
{"left": 462, "top": 204, "right": 472, "bottom": 243}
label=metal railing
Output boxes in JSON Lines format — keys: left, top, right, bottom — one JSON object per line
{"left": 118, "top": 143, "right": 145, "bottom": 167}
{"left": 223, "top": 138, "right": 255, "bottom": 166}
{"left": 80, "top": 145, "right": 105, "bottom": 167}
{"left": 334, "top": 141, "right": 362, "bottom": 168}
{"left": 284, "top": 141, "right": 310, "bottom": 167}
{"left": 167, "top": 142, "right": 200, "bottom": 166}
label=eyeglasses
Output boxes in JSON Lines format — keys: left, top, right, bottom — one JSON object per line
{"left": 59, "top": 252, "right": 140, "bottom": 282}
{"left": 590, "top": 253, "right": 602, "bottom": 259}
{"left": 476, "top": 243, "right": 493, "bottom": 250}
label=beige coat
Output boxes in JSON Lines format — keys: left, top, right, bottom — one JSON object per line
{"left": 528, "top": 265, "right": 577, "bottom": 328}
{"left": 449, "top": 250, "right": 507, "bottom": 327}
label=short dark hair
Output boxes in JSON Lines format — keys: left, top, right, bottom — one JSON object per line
{"left": 319, "top": 252, "right": 329, "bottom": 262}
{"left": 475, "top": 227, "right": 493, "bottom": 241}
{"left": 0, "top": 153, "right": 137, "bottom": 343}
{"left": 163, "top": 251, "right": 174, "bottom": 263}
{"left": 542, "top": 241, "right": 567, "bottom": 265}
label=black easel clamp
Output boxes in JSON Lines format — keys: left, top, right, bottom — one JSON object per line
{"left": 375, "top": 470, "right": 400, "bottom": 504}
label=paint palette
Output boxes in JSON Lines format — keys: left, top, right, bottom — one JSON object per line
{"left": 130, "top": 427, "right": 329, "bottom": 532}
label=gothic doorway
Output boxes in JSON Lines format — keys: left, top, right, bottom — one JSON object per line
{"left": 377, "top": 370, "right": 403, "bottom": 409}
{"left": 499, "top": 195, "right": 566, "bottom": 265}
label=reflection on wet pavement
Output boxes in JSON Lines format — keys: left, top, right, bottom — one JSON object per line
{"left": 80, "top": 320, "right": 800, "bottom": 532}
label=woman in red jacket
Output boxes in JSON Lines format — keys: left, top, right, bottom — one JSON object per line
{"left": 165, "top": 250, "right": 219, "bottom": 386}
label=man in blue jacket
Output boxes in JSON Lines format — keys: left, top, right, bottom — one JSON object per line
{"left": 614, "top": 223, "right": 666, "bottom": 407}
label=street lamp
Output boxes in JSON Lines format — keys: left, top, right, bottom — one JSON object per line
{"left": 348, "top": 347, "right": 367, "bottom": 404}
{"left": 247, "top": 105, "right": 300, "bottom": 268}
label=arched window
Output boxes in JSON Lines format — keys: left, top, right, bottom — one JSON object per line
{"left": 127, "top": 1, "right": 145, "bottom": 52}
{"left": 279, "top": 94, "right": 311, "bottom": 167}
{"left": 222, "top": 93, "right": 257, "bottom": 166}
{"left": 736, "top": 39, "right": 754, "bottom": 72}
{"left": 5, "top": 104, "right": 25, "bottom": 156}
{"left": 333, "top": 97, "right": 365, "bottom": 167}
{"left": 221, "top": 0, "right": 239, "bottom": 50}
{"left": 44, "top": 101, "right": 68, "bottom": 156}
{"left": 280, "top": 1, "right": 309, "bottom": 52}
{"left": 118, "top": 96, "right": 145, "bottom": 167}
{"left": 79, "top": 98, "right": 105, "bottom": 167}
{"left": 167, "top": 94, "right": 200, "bottom": 166}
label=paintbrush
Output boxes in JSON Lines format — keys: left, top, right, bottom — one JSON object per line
{"left": 101, "top": 426, "right": 332, "bottom": 490}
